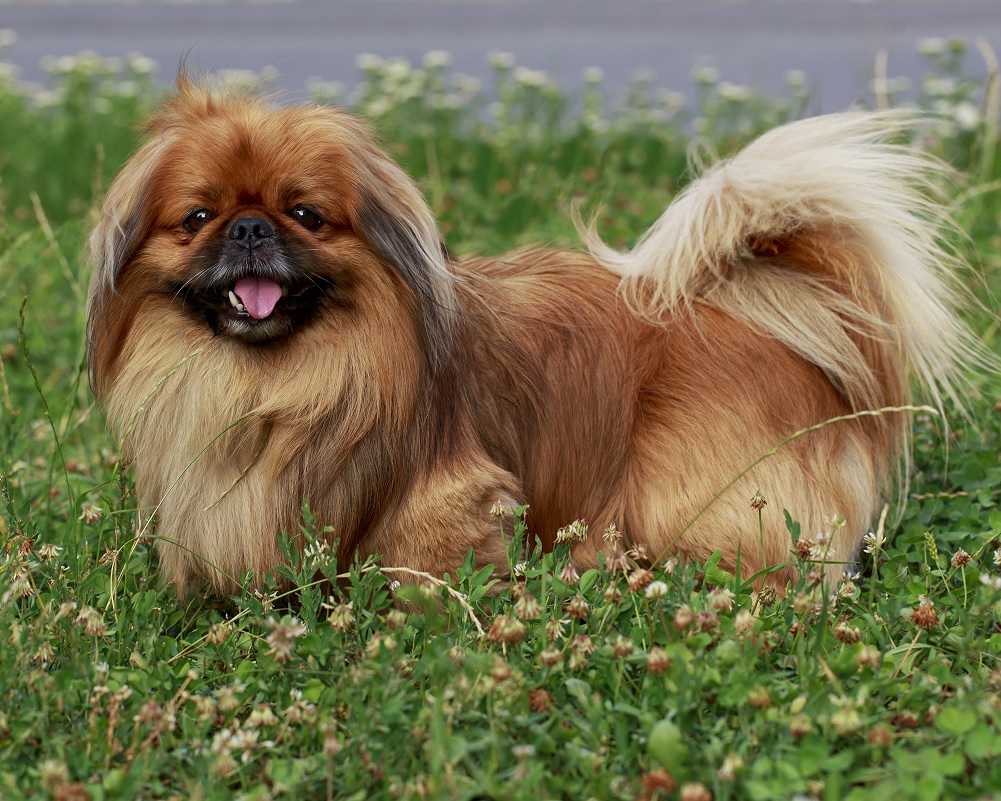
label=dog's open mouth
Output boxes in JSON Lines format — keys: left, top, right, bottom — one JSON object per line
{"left": 181, "top": 273, "right": 325, "bottom": 344}
{"left": 228, "top": 276, "right": 287, "bottom": 320}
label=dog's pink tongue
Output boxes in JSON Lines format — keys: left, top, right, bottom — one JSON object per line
{"left": 234, "top": 277, "right": 283, "bottom": 320}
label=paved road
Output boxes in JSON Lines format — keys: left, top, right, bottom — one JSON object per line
{"left": 3, "top": 0, "right": 1000, "bottom": 111}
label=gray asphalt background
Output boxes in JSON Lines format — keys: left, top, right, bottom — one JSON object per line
{"left": 2, "top": 0, "right": 1000, "bottom": 111}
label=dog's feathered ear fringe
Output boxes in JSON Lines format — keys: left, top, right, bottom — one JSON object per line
{"left": 87, "top": 73, "right": 218, "bottom": 395}
{"left": 327, "top": 114, "right": 459, "bottom": 372}
{"left": 86, "top": 103, "right": 176, "bottom": 397}
{"left": 89, "top": 73, "right": 209, "bottom": 303}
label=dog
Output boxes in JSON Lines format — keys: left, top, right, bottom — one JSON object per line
{"left": 87, "top": 76, "right": 977, "bottom": 597}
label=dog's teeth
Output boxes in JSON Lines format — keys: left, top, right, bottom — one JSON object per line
{"left": 228, "top": 290, "right": 239, "bottom": 308}
{"left": 236, "top": 302, "right": 245, "bottom": 312}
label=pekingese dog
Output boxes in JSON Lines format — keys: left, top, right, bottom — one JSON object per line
{"left": 88, "top": 76, "right": 977, "bottom": 597}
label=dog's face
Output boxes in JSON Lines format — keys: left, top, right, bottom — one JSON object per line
{"left": 87, "top": 77, "right": 456, "bottom": 395}
{"left": 137, "top": 124, "right": 358, "bottom": 347}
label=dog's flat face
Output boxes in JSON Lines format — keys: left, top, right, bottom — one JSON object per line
{"left": 112, "top": 102, "right": 370, "bottom": 347}
{"left": 142, "top": 114, "right": 362, "bottom": 345}
{"left": 88, "top": 80, "right": 457, "bottom": 394}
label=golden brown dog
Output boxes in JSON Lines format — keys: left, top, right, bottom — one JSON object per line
{"left": 88, "top": 77, "right": 976, "bottom": 596}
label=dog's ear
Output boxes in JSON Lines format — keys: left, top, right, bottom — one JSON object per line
{"left": 356, "top": 186, "right": 457, "bottom": 370}
{"left": 338, "top": 123, "right": 458, "bottom": 371}
{"left": 87, "top": 134, "right": 172, "bottom": 395}
{"left": 89, "top": 72, "right": 217, "bottom": 301}
{"left": 87, "top": 73, "right": 216, "bottom": 394}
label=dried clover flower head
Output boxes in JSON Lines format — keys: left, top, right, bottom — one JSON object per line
{"left": 78, "top": 502, "right": 103, "bottom": 525}
{"left": 602, "top": 522, "right": 623, "bottom": 545}
{"left": 556, "top": 519, "right": 588, "bottom": 544}
{"left": 707, "top": 587, "right": 734, "bottom": 611}
{"left": 538, "top": 646, "right": 563, "bottom": 667}
{"left": 833, "top": 622, "right": 861, "bottom": 644}
{"left": 513, "top": 592, "right": 541, "bottom": 620}
{"left": 672, "top": 605, "right": 695, "bottom": 632}
{"left": 563, "top": 595, "right": 589, "bottom": 620}
{"left": 911, "top": 603, "right": 939, "bottom": 630}
{"left": 559, "top": 563, "right": 581, "bottom": 585}
{"left": 486, "top": 615, "right": 526, "bottom": 644}
{"left": 612, "top": 635, "right": 634, "bottom": 659}
{"left": 646, "top": 646, "right": 671, "bottom": 674}
{"left": 628, "top": 567, "right": 654, "bottom": 593}
{"left": 680, "top": 781, "right": 713, "bottom": 801}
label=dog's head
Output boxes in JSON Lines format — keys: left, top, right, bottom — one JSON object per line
{"left": 88, "top": 75, "right": 456, "bottom": 395}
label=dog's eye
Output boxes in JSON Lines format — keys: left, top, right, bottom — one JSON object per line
{"left": 288, "top": 206, "right": 323, "bottom": 232}
{"left": 183, "top": 209, "right": 214, "bottom": 234}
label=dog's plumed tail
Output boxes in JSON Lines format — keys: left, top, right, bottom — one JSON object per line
{"left": 584, "top": 111, "right": 976, "bottom": 418}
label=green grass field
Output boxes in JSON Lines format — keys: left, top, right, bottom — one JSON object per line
{"left": 1, "top": 39, "right": 1001, "bottom": 801}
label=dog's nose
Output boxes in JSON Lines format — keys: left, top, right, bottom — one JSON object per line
{"left": 228, "top": 217, "right": 274, "bottom": 247}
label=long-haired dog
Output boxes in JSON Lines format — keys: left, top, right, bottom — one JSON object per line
{"left": 88, "top": 77, "right": 978, "bottom": 597}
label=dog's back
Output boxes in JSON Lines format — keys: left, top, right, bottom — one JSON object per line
{"left": 459, "top": 112, "right": 983, "bottom": 585}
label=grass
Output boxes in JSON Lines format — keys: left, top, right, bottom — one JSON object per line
{"left": 1, "top": 35, "right": 1001, "bottom": 801}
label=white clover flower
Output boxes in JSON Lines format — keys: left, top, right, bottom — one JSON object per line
{"left": 980, "top": 573, "right": 1001, "bottom": 592}
{"left": 582, "top": 66, "right": 604, "bottom": 84}
{"left": 454, "top": 74, "right": 481, "bottom": 95}
{"left": 303, "top": 540, "right": 329, "bottom": 559}
{"left": 115, "top": 80, "right": 138, "bottom": 97}
{"left": 306, "top": 78, "right": 345, "bottom": 102}
{"left": 512, "top": 744, "right": 536, "bottom": 760}
{"left": 125, "top": 52, "right": 157, "bottom": 75}
{"left": 916, "top": 37, "right": 947, "bottom": 57}
{"left": 211, "top": 69, "right": 260, "bottom": 90}
{"left": 718, "top": 81, "right": 752, "bottom": 102}
{"left": 645, "top": 580, "right": 668, "bottom": 599}
{"left": 922, "top": 77, "right": 956, "bottom": 97}
{"left": 383, "top": 58, "right": 412, "bottom": 81}
{"left": 808, "top": 544, "right": 837, "bottom": 562}
{"left": 707, "top": 586, "right": 735, "bottom": 611}
{"left": 862, "top": 530, "right": 884, "bottom": 555}
{"left": 993, "top": 548, "right": 1001, "bottom": 568}
{"left": 953, "top": 101, "right": 981, "bottom": 131}
{"left": 556, "top": 519, "right": 588, "bottom": 544}
{"left": 355, "top": 53, "right": 384, "bottom": 72}
{"left": 656, "top": 89, "right": 686, "bottom": 110}
{"left": 422, "top": 50, "right": 453, "bottom": 70}
{"left": 487, "top": 50, "right": 516, "bottom": 70}
{"left": 78, "top": 501, "right": 103, "bottom": 525}
{"left": 42, "top": 55, "right": 76, "bottom": 75}
{"left": 363, "top": 98, "right": 392, "bottom": 117}
{"left": 513, "top": 66, "right": 549, "bottom": 88}
{"left": 691, "top": 65, "right": 719, "bottom": 85}
{"left": 785, "top": 69, "right": 807, "bottom": 88}
{"left": 37, "top": 543, "right": 62, "bottom": 562}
